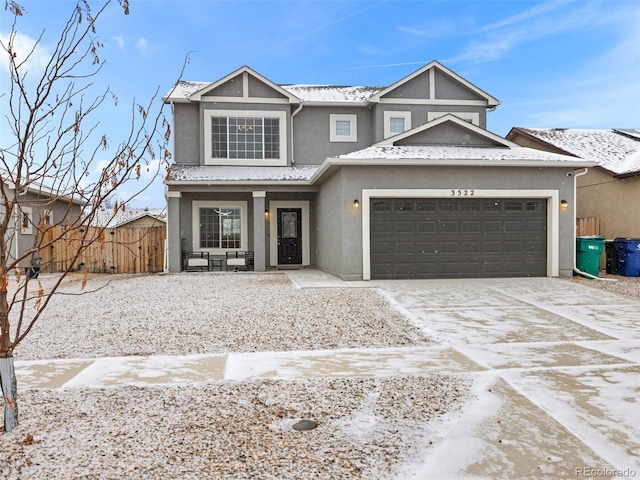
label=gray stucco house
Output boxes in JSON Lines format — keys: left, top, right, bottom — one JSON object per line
{"left": 164, "top": 61, "right": 593, "bottom": 280}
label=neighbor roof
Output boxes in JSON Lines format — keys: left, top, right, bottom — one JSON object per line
{"left": 89, "top": 208, "right": 167, "bottom": 228}
{"left": 509, "top": 128, "right": 640, "bottom": 176}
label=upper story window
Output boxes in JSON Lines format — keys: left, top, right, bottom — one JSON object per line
{"left": 383, "top": 111, "right": 411, "bottom": 139}
{"left": 330, "top": 114, "right": 357, "bottom": 142}
{"left": 204, "top": 110, "right": 287, "bottom": 166}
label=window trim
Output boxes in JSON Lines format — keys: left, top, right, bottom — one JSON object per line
{"left": 192, "top": 200, "right": 248, "bottom": 253}
{"left": 204, "top": 110, "right": 287, "bottom": 166}
{"left": 21, "top": 206, "right": 32, "bottom": 235}
{"left": 329, "top": 114, "right": 358, "bottom": 142}
{"left": 427, "top": 111, "right": 480, "bottom": 126}
{"left": 383, "top": 111, "right": 412, "bottom": 139}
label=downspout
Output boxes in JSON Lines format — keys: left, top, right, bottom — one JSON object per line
{"left": 572, "top": 168, "right": 616, "bottom": 281}
{"left": 290, "top": 102, "right": 303, "bottom": 165}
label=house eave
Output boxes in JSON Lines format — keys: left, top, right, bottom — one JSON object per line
{"left": 310, "top": 157, "right": 597, "bottom": 183}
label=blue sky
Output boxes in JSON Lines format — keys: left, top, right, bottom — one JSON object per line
{"left": 2, "top": 0, "right": 639, "bottom": 208}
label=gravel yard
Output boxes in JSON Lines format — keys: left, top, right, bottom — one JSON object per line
{"left": 14, "top": 273, "right": 430, "bottom": 361}
{"left": 2, "top": 272, "right": 466, "bottom": 479}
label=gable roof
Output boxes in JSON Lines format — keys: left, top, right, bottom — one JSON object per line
{"left": 369, "top": 60, "right": 500, "bottom": 107}
{"left": 164, "top": 61, "right": 499, "bottom": 107}
{"left": 165, "top": 66, "right": 300, "bottom": 104}
{"left": 376, "top": 114, "right": 517, "bottom": 148}
{"left": 508, "top": 127, "right": 640, "bottom": 176}
{"left": 88, "top": 208, "right": 167, "bottom": 228}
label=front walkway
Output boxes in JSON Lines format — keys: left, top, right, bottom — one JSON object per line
{"left": 15, "top": 270, "right": 640, "bottom": 479}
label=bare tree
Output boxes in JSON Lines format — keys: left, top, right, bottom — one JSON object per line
{"left": 0, "top": 0, "right": 173, "bottom": 432}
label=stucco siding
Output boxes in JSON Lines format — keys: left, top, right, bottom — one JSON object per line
{"left": 577, "top": 170, "right": 640, "bottom": 238}
{"left": 173, "top": 103, "right": 200, "bottom": 166}
{"left": 291, "top": 106, "right": 373, "bottom": 165}
{"left": 315, "top": 165, "right": 576, "bottom": 280}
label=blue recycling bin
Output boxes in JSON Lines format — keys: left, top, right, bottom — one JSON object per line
{"left": 614, "top": 238, "right": 640, "bottom": 277}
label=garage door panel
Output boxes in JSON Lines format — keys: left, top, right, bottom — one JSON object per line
{"left": 371, "top": 197, "right": 547, "bottom": 279}
{"left": 417, "top": 221, "right": 437, "bottom": 233}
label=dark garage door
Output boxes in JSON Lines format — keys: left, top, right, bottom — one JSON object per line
{"left": 370, "top": 198, "right": 547, "bottom": 279}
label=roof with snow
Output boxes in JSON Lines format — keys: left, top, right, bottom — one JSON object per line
{"left": 338, "top": 145, "right": 592, "bottom": 164}
{"left": 169, "top": 165, "right": 319, "bottom": 183}
{"left": 280, "top": 85, "right": 381, "bottom": 103}
{"left": 509, "top": 128, "right": 640, "bottom": 176}
{"left": 88, "top": 208, "right": 167, "bottom": 228}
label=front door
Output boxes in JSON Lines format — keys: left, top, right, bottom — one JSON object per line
{"left": 277, "top": 208, "right": 302, "bottom": 265}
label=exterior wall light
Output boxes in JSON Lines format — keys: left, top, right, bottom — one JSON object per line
{"left": 264, "top": 209, "right": 269, "bottom": 217}
{"left": 353, "top": 199, "right": 360, "bottom": 208}
{"left": 560, "top": 200, "right": 569, "bottom": 209}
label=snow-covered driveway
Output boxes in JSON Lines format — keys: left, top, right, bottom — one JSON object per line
{"left": 377, "top": 277, "right": 640, "bottom": 479}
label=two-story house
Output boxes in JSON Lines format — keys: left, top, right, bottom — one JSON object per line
{"left": 163, "top": 61, "right": 592, "bottom": 280}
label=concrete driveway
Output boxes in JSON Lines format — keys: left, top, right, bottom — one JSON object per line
{"left": 373, "top": 276, "right": 640, "bottom": 479}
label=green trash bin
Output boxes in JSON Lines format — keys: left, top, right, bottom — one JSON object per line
{"left": 576, "top": 235, "right": 606, "bottom": 277}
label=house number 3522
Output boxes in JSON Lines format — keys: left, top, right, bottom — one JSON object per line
{"left": 451, "top": 189, "right": 475, "bottom": 196}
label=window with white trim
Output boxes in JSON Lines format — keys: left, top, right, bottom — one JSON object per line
{"left": 427, "top": 111, "right": 480, "bottom": 126}
{"left": 192, "top": 201, "right": 248, "bottom": 252}
{"left": 330, "top": 114, "right": 357, "bottom": 142}
{"left": 383, "top": 111, "right": 411, "bottom": 139}
{"left": 204, "top": 110, "right": 286, "bottom": 166}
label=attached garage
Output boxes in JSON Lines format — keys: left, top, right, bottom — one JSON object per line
{"left": 370, "top": 197, "right": 547, "bottom": 279}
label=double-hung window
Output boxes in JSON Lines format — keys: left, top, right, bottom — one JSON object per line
{"left": 192, "top": 201, "right": 248, "bottom": 252}
{"left": 205, "top": 110, "right": 286, "bottom": 166}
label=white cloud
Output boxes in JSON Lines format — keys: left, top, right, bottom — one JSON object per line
{"left": 114, "top": 36, "right": 125, "bottom": 51}
{"left": 135, "top": 37, "right": 148, "bottom": 55}
{"left": 0, "top": 30, "right": 50, "bottom": 75}
{"left": 480, "top": 0, "right": 574, "bottom": 32}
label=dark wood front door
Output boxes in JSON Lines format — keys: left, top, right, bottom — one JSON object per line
{"left": 277, "top": 208, "right": 302, "bottom": 265}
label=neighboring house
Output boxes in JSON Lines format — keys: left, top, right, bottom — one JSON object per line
{"left": 507, "top": 128, "right": 640, "bottom": 238}
{"left": 89, "top": 207, "right": 167, "bottom": 229}
{"left": 1, "top": 177, "right": 85, "bottom": 271}
{"left": 163, "top": 61, "right": 593, "bottom": 280}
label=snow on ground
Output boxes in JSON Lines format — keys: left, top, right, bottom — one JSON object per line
{"left": 13, "top": 273, "right": 429, "bottom": 361}
{"left": 2, "top": 272, "right": 640, "bottom": 478}
{"left": 2, "top": 272, "right": 467, "bottom": 479}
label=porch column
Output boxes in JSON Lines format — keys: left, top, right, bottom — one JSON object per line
{"left": 252, "top": 191, "right": 266, "bottom": 272}
{"left": 166, "top": 191, "right": 182, "bottom": 273}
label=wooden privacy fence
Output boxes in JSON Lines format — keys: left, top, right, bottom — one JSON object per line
{"left": 39, "top": 225, "right": 166, "bottom": 274}
{"left": 576, "top": 217, "right": 604, "bottom": 237}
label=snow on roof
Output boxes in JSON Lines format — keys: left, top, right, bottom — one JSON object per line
{"left": 89, "top": 208, "right": 167, "bottom": 228}
{"left": 516, "top": 128, "right": 640, "bottom": 175}
{"left": 169, "top": 165, "right": 319, "bottom": 183}
{"left": 164, "top": 81, "right": 210, "bottom": 101}
{"left": 280, "top": 85, "right": 381, "bottom": 103}
{"left": 165, "top": 81, "right": 381, "bottom": 104}
{"left": 338, "top": 145, "right": 590, "bottom": 163}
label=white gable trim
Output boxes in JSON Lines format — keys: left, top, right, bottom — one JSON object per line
{"left": 189, "top": 66, "right": 300, "bottom": 103}
{"left": 369, "top": 61, "right": 500, "bottom": 107}
{"left": 375, "top": 113, "right": 519, "bottom": 147}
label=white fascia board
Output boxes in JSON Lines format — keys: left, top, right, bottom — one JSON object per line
{"left": 308, "top": 156, "right": 595, "bottom": 184}
{"left": 166, "top": 179, "right": 314, "bottom": 186}
{"left": 369, "top": 60, "right": 500, "bottom": 107}
{"left": 190, "top": 66, "right": 300, "bottom": 103}
{"left": 374, "top": 114, "right": 519, "bottom": 147}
